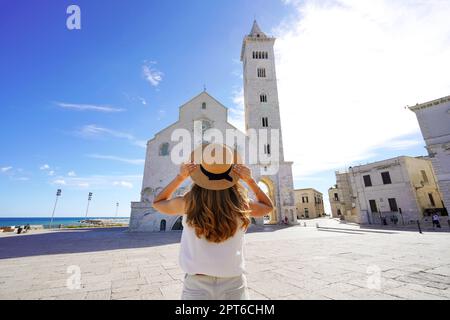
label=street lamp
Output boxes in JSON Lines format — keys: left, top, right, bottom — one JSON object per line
{"left": 49, "top": 189, "right": 62, "bottom": 229}
{"left": 85, "top": 192, "right": 93, "bottom": 219}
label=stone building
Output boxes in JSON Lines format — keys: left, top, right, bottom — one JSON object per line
{"left": 328, "top": 172, "right": 356, "bottom": 222}
{"left": 409, "top": 95, "right": 450, "bottom": 213}
{"left": 294, "top": 188, "right": 325, "bottom": 219}
{"left": 328, "top": 156, "right": 445, "bottom": 224}
{"left": 129, "top": 21, "right": 297, "bottom": 232}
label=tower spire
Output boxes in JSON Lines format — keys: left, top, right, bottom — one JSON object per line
{"left": 249, "top": 20, "right": 267, "bottom": 38}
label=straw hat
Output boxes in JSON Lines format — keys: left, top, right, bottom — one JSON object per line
{"left": 189, "top": 143, "right": 242, "bottom": 190}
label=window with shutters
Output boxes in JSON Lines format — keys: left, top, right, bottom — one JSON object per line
{"left": 363, "top": 175, "right": 372, "bottom": 187}
{"left": 428, "top": 193, "right": 436, "bottom": 207}
{"left": 421, "top": 170, "right": 429, "bottom": 184}
{"left": 381, "top": 171, "right": 392, "bottom": 185}
{"left": 388, "top": 198, "right": 398, "bottom": 212}
{"left": 159, "top": 143, "right": 170, "bottom": 156}
{"left": 369, "top": 200, "right": 378, "bottom": 213}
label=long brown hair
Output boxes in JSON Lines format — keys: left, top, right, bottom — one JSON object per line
{"left": 184, "top": 183, "right": 251, "bottom": 243}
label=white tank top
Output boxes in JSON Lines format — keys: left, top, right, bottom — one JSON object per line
{"left": 179, "top": 215, "right": 246, "bottom": 277}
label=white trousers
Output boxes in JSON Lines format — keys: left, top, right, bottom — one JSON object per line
{"left": 181, "top": 274, "right": 250, "bottom": 300}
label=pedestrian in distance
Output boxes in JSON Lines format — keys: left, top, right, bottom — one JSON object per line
{"left": 432, "top": 213, "right": 441, "bottom": 229}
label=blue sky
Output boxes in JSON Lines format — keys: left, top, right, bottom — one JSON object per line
{"left": 1, "top": 0, "right": 449, "bottom": 217}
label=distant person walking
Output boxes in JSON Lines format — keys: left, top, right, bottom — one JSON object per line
{"left": 432, "top": 213, "right": 441, "bottom": 229}
{"left": 391, "top": 215, "right": 398, "bottom": 225}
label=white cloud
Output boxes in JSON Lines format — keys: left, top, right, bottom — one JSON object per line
{"left": 385, "top": 138, "right": 422, "bottom": 151}
{"left": 113, "top": 181, "right": 134, "bottom": 189}
{"left": 87, "top": 154, "right": 145, "bottom": 165}
{"left": 138, "top": 97, "right": 147, "bottom": 105}
{"left": 48, "top": 170, "right": 55, "bottom": 176}
{"left": 40, "top": 164, "right": 50, "bottom": 171}
{"left": 1, "top": 167, "right": 30, "bottom": 181}
{"left": 123, "top": 92, "right": 149, "bottom": 106}
{"left": 230, "top": 87, "right": 245, "bottom": 132}
{"left": 77, "top": 125, "right": 147, "bottom": 148}
{"left": 77, "top": 182, "right": 90, "bottom": 188}
{"left": 142, "top": 61, "right": 163, "bottom": 87}
{"left": 50, "top": 174, "right": 141, "bottom": 190}
{"left": 55, "top": 102, "right": 125, "bottom": 113}
{"left": 156, "top": 109, "right": 166, "bottom": 121}
{"left": 15, "top": 177, "right": 30, "bottom": 181}
{"left": 1, "top": 167, "right": 12, "bottom": 173}
{"left": 68, "top": 171, "right": 77, "bottom": 177}
{"left": 273, "top": 0, "right": 450, "bottom": 178}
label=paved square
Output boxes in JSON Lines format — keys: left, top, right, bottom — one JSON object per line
{"left": 1, "top": 218, "right": 449, "bottom": 300}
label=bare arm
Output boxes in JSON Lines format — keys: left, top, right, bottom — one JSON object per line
{"left": 233, "top": 165, "right": 274, "bottom": 217}
{"left": 152, "top": 163, "right": 198, "bottom": 215}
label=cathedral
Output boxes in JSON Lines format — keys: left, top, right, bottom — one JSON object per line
{"left": 129, "top": 21, "right": 297, "bottom": 232}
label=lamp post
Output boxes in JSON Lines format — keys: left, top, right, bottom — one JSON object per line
{"left": 85, "top": 192, "right": 93, "bottom": 219}
{"left": 115, "top": 202, "right": 119, "bottom": 219}
{"left": 50, "top": 189, "right": 62, "bottom": 229}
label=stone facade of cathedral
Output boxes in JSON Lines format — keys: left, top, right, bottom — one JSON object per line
{"left": 129, "top": 21, "right": 297, "bottom": 232}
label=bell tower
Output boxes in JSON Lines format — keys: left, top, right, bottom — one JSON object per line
{"left": 241, "top": 21, "right": 297, "bottom": 224}
{"left": 241, "top": 20, "right": 285, "bottom": 162}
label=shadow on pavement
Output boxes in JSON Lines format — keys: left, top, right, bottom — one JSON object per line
{"left": 0, "top": 228, "right": 183, "bottom": 260}
{"left": 317, "top": 228, "right": 366, "bottom": 235}
{"left": 246, "top": 224, "right": 291, "bottom": 234}
{"left": 0, "top": 224, "right": 293, "bottom": 260}
{"left": 317, "top": 226, "right": 398, "bottom": 235}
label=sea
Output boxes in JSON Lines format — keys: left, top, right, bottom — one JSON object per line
{"left": 0, "top": 217, "right": 130, "bottom": 228}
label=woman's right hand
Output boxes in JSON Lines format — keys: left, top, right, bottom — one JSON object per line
{"left": 179, "top": 163, "right": 198, "bottom": 179}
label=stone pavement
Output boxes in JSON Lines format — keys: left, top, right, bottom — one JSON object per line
{"left": 1, "top": 218, "right": 450, "bottom": 300}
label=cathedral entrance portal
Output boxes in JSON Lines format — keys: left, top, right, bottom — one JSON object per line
{"left": 258, "top": 178, "right": 277, "bottom": 224}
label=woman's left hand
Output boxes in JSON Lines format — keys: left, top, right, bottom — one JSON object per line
{"left": 233, "top": 164, "right": 253, "bottom": 183}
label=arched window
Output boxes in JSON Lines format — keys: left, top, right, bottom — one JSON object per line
{"left": 257, "top": 68, "right": 266, "bottom": 78}
{"left": 202, "top": 120, "right": 212, "bottom": 133}
{"left": 159, "top": 143, "right": 169, "bottom": 156}
{"left": 262, "top": 117, "right": 269, "bottom": 127}
{"left": 202, "top": 102, "right": 206, "bottom": 109}
{"left": 260, "top": 94, "right": 267, "bottom": 103}
{"left": 160, "top": 219, "right": 166, "bottom": 232}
